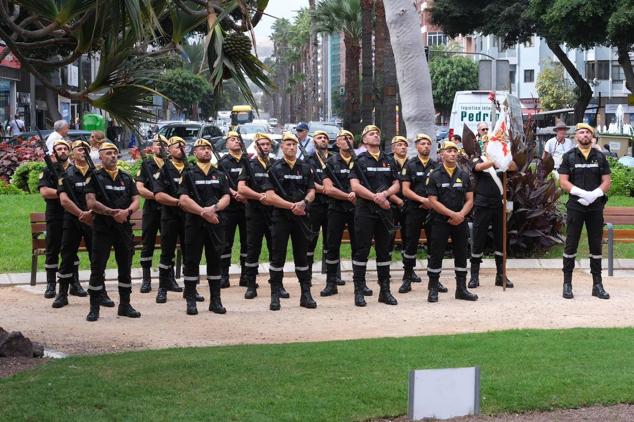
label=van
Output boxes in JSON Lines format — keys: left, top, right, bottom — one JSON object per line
{"left": 231, "top": 105, "right": 254, "bottom": 126}
{"left": 448, "top": 91, "right": 523, "bottom": 140}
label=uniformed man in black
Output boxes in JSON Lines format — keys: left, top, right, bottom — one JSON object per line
{"left": 179, "top": 139, "right": 231, "bottom": 315}
{"left": 350, "top": 125, "right": 400, "bottom": 307}
{"left": 320, "top": 130, "right": 369, "bottom": 296}
{"left": 52, "top": 140, "right": 93, "bottom": 308}
{"left": 135, "top": 134, "right": 167, "bottom": 293}
{"left": 38, "top": 140, "right": 71, "bottom": 298}
{"left": 264, "top": 132, "right": 316, "bottom": 311}
{"left": 153, "top": 136, "right": 189, "bottom": 303}
{"left": 217, "top": 131, "right": 248, "bottom": 288}
{"left": 399, "top": 133, "right": 448, "bottom": 294}
{"left": 426, "top": 140, "right": 477, "bottom": 303}
{"left": 85, "top": 142, "right": 141, "bottom": 321}
{"left": 237, "top": 133, "right": 278, "bottom": 299}
{"left": 469, "top": 137, "right": 517, "bottom": 289}
{"left": 304, "top": 130, "right": 333, "bottom": 280}
{"left": 558, "top": 123, "right": 611, "bottom": 299}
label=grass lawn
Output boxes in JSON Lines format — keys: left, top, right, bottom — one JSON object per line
{"left": 1, "top": 193, "right": 632, "bottom": 273}
{"left": 1, "top": 328, "right": 633, "bottom": 420}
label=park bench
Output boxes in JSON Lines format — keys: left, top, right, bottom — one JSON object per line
{"left": 30, "top": 211, "right": 181, "bottom": 286}
{"left": 603, "top": 207, "right": 634, "bottom": 276}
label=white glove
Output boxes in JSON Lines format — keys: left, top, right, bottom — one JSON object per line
{"left": 570, "top": 186, "right": 587, "bottom": 197}
{"left": 578, "top": 197, "right": 591, "bottom": 206}
{"left": 590, "top": 188, "right": 604, "bottom": 201}
{"left": 570, "top": 186, "right": 594, "bottom": 203}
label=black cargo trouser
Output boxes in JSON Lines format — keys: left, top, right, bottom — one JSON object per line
{"left": 470, "top": 204, "right": 505, "bottom": 273}
{"left": 269, "top": 211, "right": 311, "bottom": 287}
{"left": 563, "top": 207, "right": 604, "bottom": 276}
{"left": 427, "top": 221, "right": 469, "bottom": 282}
{"left": 58, "top": 216, "right": 91, "bottom": 282}
{"left": 139, "top": 201, "right": 161, "bottom": 269}
{"left": 352, "top": 205, "right": 392, "bottom": 284}
{"left": 220, "top": 209, "right": 247, "bottom": 271}
{"left": 402, "top": 207, "right": 431, "bottom": 271}
{"left": 325, "top": 208, "right": 356, "bottom": 277}
{"left": 158, "top": 212, "right": 185, "bottom": 287}
{"left": 44, "top": 218, "right": 64, "bottom": 274}
{"left": 182, "top": 219, "right": 222, "bottom": 287}
{"left": 307, "top": 202, "right": 329, "bottom": 270}
{"left": 244, "top": 205, "right": 273, "bottom": 282}
{"left": 88, "top": 224, "right": 134, "bottom": 299}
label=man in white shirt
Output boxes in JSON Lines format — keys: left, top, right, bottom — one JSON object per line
{"left": 46, "top": 120, "right": 70, "bottom": 154}
{"left": 295, "top": 122, "right": 314, "bottom": 159}
{"left": 542, "top": 120, "right": 575, "bottom": 170}
{"left": 8, "top": 114, "right": 25, "bottom": 136}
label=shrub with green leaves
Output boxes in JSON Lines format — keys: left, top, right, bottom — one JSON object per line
{"left": 0, "top": 180, "right": 24, "bottom": 195}
{"left": 607, "top": 157, "right": 634, "bottom": 196}
{"left": 11, "top": 161, "right": 46, "bottom": 193}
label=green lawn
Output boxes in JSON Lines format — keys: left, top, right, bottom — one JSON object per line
{"left": 1, "top": 328, "right": 633, "bottom": 420}
{"left": 1, "top": 193, "right": 632, "bottom": 273}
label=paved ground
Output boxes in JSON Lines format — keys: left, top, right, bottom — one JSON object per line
{"left": 0, "top": 268, "right": 632, "bottom": 355}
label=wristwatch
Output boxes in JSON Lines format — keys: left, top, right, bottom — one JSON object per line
{"left": 303, "top": 199, "right": 309, "bottom": 207}
{"left": 127, "top": 209, "right": 133, "bottom": 216}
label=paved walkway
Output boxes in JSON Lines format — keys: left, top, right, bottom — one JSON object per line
{"left": 2, "top": 258, "right": 633, "bottom": 286}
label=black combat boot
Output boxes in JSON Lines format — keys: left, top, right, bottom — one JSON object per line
{"left": 436, "top": 280, "right": 448, "bottom": 293}
{"left": 455, "top": 275, "right": 478, "bottom": 301}
{"left": 140, "top": 266, "right": 152, "bottom": 293}
{"left": 244, "top": 272, "right": 258, "bottom": 299}
{"left": 182, "top": 281, "right": 205, "bottom": 302}
{"left": 220, "top": 266, "right": 230, "bottom": 289}
{"left": 353, "top": 279, "right": 367, "bottom": 307}
{"left": 100, "top": 288, "right": 115, "bottom": 307}
{"left": 44, "top": 268, "right": 57, "bottom": 299}
{"left": 239, "top": 258, "right": 248, "bottom": 287}
{"left": 320, "top": 273, "right": 339, "bottom": 297}
{"left": 495, "top": 274, "right": 514, "bottom": 288}
{"left": 86, "top": 294, "right": 100, "bottom": 322}
{"left": 52, "top": 279, "right": 70, "bottom": 308}
{"left": 208, "top": 278, "right": 227, "bottom": 314}
{"left": 592, "top": 275, "right": 609, "bottom": 299}
{"left": 428, "top": 278, "right": 439, "bottom": 303}
{"left": 118, "top": 292, "right": 141, "bottom": 318}
{"left": 70, "top": 268, "right": 87, "bottom": 297}
{"left": 156, "top": 267, "right": 169, "bottom": 303}
{"left": 279, "top": 281, "right": 290, "bottom": 299}
{"left": 378, "top": 279, "right": 398, "bottom": 305}
{"left": 167, "top": 266, "right": 183, "bottom": 292}
{"left": 335, "top": 264, "right": 345, "bottom": 285}
{"left": 184, "top": 281, "right": 198, "bottom": 315}
{"left": 468, "top": 261, "right": 480, "bottom": 289}
{"left": 269, "top": 280, "right": 281, "bottom": 311}
{"left": 361, "top": 279, "right": 373, "bottom": 296}
{"left": 300, "top": 281, "right": 317, "bottom": 309}
{"left": 563, "top": 272, "right": 573, "bottom": 299}
{"left": 410, "top": 269, "right": 422, "bottom": 283}
{"left": 399, "top": 268, "right": 413, "bottom": 293}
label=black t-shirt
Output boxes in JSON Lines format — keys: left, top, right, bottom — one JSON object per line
{"left": 85, "top": 168, "right": 138, "bottom": 231}
{"left": 349, "top": 151, "right": 398, "bottom": 209}
{"left": 558, "top": 147, "right": 611, "bottom": 212}
{"left": 238, "top": 157, "right": 275, "bottom": 216}
{"left": 262, "top": 158, "right": 315, "bottom": 203}
{"left": 179, "top": 164, "right": 230, "bottom": 224}
{"left": 388, "top": 154, "right": 408, "bottom": 202}
{"left": 426, "top": 165, "right": 472, "bottom": 223}
{"left": 38, "top": 165, "right": 67, "bottom": 221}
{"left": 135, "top": 157, "right": 163, "bottom": 212}
{"left": 323, "top": 153, "right": 355, "bottom": 213}
{"left": 218, "top": 153, "right": 246, "bottom": 211}
{"left": 154, "top": 160, "right": 184, "bottom": 219}
{"left": 402, "top": 156, "right": 439, "bottom": 205}
{"left": 305, "top": 152, "right": 332, "bottom": 206}
{"left": 57, "top": 164, "right": 90, "bottom": 214}
{"left": 472, "top": 157, "right": 506, "bottom": 208}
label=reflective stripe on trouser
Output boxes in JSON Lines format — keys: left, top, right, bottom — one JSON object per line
{"left": 269, "top": 213, "right": 310, "bottom": 287}
{"left": 353, "top": 205, "right": 392, "bottom": 283}
{"left": 326, "top": 208, "right": 356, "bottom": 277}
{"left": 404, "top": 207, "right": 429, "bottom": 270}
{"left": 563, "top": 208, "right": 604, "bottom": 275}
{"left": 89, "top": 225, "right": 134, "bottom": 297}
{"left": 427, "top": 221, "right": 468, "bottom": 282}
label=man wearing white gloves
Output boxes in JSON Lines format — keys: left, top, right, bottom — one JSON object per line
{"left": 558, "top": 123, "right": 612, "bottom": 300}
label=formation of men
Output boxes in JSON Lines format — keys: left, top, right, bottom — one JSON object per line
{"left": 38, "top": 121, "right": 612, "bottom": 321}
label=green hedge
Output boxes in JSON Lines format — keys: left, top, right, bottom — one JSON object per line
{"left": 607, "top": 157, "right": 634, "bottom": 196}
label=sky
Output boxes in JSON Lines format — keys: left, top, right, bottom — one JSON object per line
{"left": 253, "top": 0, "right": 309, "bottom": 58}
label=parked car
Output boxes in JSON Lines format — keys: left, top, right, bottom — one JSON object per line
{"left": 7, "top": 130, "right": 92, "bottom": 146}
{"left": 268, "top": 118, "right": 279, "bottom": 128}
{"left": 308, "top": 121, "right": 339, "bottom": 150}
{"left": 157, "top": 121, "right": 224, "bottom": 147}
{"left": 283, "top": 123, "right": 297, "bottom": 133}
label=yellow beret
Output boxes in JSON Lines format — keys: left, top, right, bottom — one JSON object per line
{"left": 152, "top": 134, "right": 168, "bottom": 145}
{"left": 575, "top": 123, "right": 595, "bottom": 135}
{"left": 313, "top": 130, "right": 329, "bottom": 139}
{"left": 282, "top": 132, "right": 298, "bottom": 143}
{"left": 52, "top": 140, "right": 71, "bottom": 150}
{"left": 226, "top": 131, "right": 240, "bottom": 140}
{"left": 168, "top": 136, "right": 186, "bottom": 147}
{"left": 98, "top": 142, "right": 119, "bottom": 153}
{"left": 361, "top": 125, "right": 381, "bottom": 138}
{"left": 336, "top": 129, "right": 354, "bottom": 140}
{"left": 254, "top": 132, "right": 272, "bottom": 142}
{"left": 440, "top": 140, "right": 459, "bottom": 151}
{"left": 415, "top": 133, "right": 432, "bottom": 143}
{"left": 193, "top": 138, "right": 212, "bottom": 148}
{"left": 71, "top": 140, "right": 90, "bottom": 150}
{"left": 391, "top": 135, "right": 408, "bottom": 146}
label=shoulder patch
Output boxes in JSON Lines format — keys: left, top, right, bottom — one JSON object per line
{"left": 39, "top": 172, "right": 44, "bottom": 179}
{"left": 136, "top": 170, "right": 141, "bottom": 177}
{"left": 58, "top": 178, "right": 64, "bottom": 186}
{"left": 85, "top": 176, "right": 91, "bottom": 184}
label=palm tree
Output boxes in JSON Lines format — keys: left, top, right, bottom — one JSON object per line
{"left": 374, "top": 0, "right": 398, "bottom": 145}
{"left": 361, "top": 0, "right": 375, "bottom": 127}
{"left": 315, "top": 0, "right": 362, "bottom": 134}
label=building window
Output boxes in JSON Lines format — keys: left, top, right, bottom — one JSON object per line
{"left": 509, "top": 64, "right": 517, "bottom": 84}
{"left": 523, "top": 36, "right": 534, "bottom": 47}
{"left": 597, "top": 60, "right": 609, "bottom": 80}
{"left": 585, "top": 61, "right": 595, "bottom": 80}
{"left": 612, "top": 63, "right": 624, "bottom": 83}
{"left": 427, "top": 32, "right": 448, "bottom": 47}
{"left": 0, "top": 79, "right": 10, "bottom": 127}
{"left": 524, "top": 69, "right": 534, "bottom": 83}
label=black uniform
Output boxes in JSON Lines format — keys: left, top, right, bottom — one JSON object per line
{"left": 265, "top": 158, "right": 315, "bottom": 310}
{"left": 52, "top": 164, "right": 91, "bottom": 306}
{"left": 238, "top": 157, "right": 275, "bottom": 298}
{"left": 426, "top": 165, "right": 477, "bottom": 302}
{"left": 135, "top": 157, "right": 163, "bottom": 289}
{"left": 305, "top": 152, "right": 332, "bottom": 276}
{"left": 349, "top": 151, "right": 399, "bottom": 306}
{"left": 469, "top": 157, "right": 511, "bottom": 288}
{"left": 153, "top": 160, "right": 186, "bottom": 299}
{"left": 320, "top": 153, "right": 357, "bottom": 295}
{"left": 400, "top": 156, "right": 439, "bottom": 291}
{"left": 85, "top": 168, "right": 139, "bottom": 319}
{"left": 38, "top": 164, "right": 69, "bottom": 297}
{"left": 217, "top": 153, "right": 248, "bottom": 287}
{"left": 179, "top": 163, "right": 230, "bottom": 313}
{"left": 389, "top": 155, "right": 409, "bottom": 257}
{"left": 558, "top": 146, "right": 611, "bottom": 298}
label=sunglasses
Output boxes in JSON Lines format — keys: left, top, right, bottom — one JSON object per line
{"left": 480, "top": 128, "right": 489, "bottom": 132}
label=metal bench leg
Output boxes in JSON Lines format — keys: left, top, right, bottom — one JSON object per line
{"left": 607, "top": 223, "right": 614, "bottom": 277}
{"left": 175, "top": 248, "right": 182, "bottom": 279}
{"left": 31, "top": 254, "right": 38, "bottom": 286}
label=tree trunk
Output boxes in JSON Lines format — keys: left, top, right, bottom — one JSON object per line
{"left": 383, "top": 0, "right": 436, "bottom": 156}
{"left": 617, "top": 43, "right": 634, "bottom": 93}
{"left": 45, "top": 87, "right": 62, "bottom": 123}
{"left": 361, "top": 0, "right": 374, "bottom": 127}
{"left": 343, "top": 33, "right": 361, "bottom": 134}
{"left": 376, "top": 0, "right": 397, "bottom": 147}
{"left": 309, "top": 0, "right": 319, "bottom": 120}
{"left": 374, "top": 0, "right": 385, "bottom": 133}
{"left": 546, "top": 39, "right": 592, "bottom": 123}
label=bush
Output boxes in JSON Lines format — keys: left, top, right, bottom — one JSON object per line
{"left": 607, "top": 157, "right": 634, "bottom": 196}
{"left": 11, "top": 161, "right": 46, "bottom": 193}
{"left": 0, "top": 180, "right": 24, "bottom": 195}
{"left": 0, "top": 137, "right": 45, "bottom": 181}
